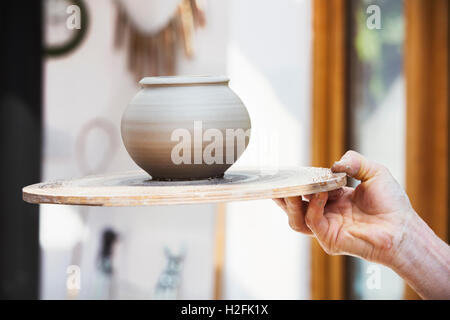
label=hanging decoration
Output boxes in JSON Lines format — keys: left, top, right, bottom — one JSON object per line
{"left": 114, "top": 0, "right": 206, "bottom": 80}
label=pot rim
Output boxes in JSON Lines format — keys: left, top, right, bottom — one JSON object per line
{"left": 139, "top": 75, "right": 230, "bottom": 87}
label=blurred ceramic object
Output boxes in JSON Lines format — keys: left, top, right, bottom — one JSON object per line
{"left": 121, "top": 76, "right": 251, "bottom": 180}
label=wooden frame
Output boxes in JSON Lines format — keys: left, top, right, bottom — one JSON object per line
{"left": 310, "top": 0, "right": 349, "bottom": 299}
{"left": 213, "top": 203, "right": 226, "bottom": 299}
{"left": 405, "top": 0, "right": 449, "bottom": 300}
{"left": 311, "top": 0, "right": 449, "bottom": 300}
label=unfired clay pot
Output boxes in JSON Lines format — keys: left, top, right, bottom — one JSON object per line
{"left": 121, "top": 76, "right": 251, "bottom": 180}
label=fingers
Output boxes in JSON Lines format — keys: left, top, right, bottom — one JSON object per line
{"left": 273, "top": 197, "right": 312, "bottom": 235}
{"left": 305, "top": 192, "right": 329, "bottom": 237}
{"left": 327, "top": 188, "right": 345, "bottom": 201}
{"left": 273, "top": 198, "right": 286, "bottom": 211}
{"left": 304, "top": 188, "right": 344, "bottom": 201}
{"left": 285, "top": 197, "right": 312, "bottom": 234}
{"left": 331, "top": 150, "right": 386, "bottom": 182}
{"left": 274, "top": 188, "right": 344, "bottom": 235}
{"left": 274, "top": 188, "right": 347, "bottom": 235}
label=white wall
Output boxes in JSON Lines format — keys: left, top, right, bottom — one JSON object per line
{"left": 223, "top": 0, "right": 312, "bottom": 299}
{"left": 41, "top": 0, "right": 313, "bottom": 300}
{"left": 41, "top": 0, "right": 228, "bottom": 299}
{"left": 352, "top": 77, "right": 405, "bottom": 300}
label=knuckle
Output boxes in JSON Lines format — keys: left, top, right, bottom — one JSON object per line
{"left": 286, "top": 198, "right": 301, "bottom": 209}
{"left": 376, "top": 163, "right": 388, "bottom": 174}
{"left": 345, "top": 150, "right": 358, "bottom": 159}
{"left": 323, "top": 246, "right": 337, "bottom": 256}
{"left": 322, "top": 246, "right": 332, "bottom": 255}
{"left": 288, "top": 220, "right": 300, "bottom": 232}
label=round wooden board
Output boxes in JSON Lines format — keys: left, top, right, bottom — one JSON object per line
{"left": 22, "top": 168, "right": 346, "bottom": 207}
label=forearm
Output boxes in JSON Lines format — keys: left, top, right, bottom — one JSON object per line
{"left": 390, "top": 211, "right": 450, "bottom": 299}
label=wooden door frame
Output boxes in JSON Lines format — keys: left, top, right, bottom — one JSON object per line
{"left": 310, "top": 0, "right": 350, "bottom": 300}
{"left": 404, "top": 0, "right": 449, "bottom": 299}
{"left": 311, "top": 0, "right": 449, "bottom": 300}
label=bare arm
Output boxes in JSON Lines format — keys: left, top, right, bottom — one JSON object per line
{"left": 391, "top": 211, "right": 450, "bottom": 299}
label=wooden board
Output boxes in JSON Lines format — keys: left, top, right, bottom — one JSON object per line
{"left": 22, "top": 168, "right": 346, "bottom": 206}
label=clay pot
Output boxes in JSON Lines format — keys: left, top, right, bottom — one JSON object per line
{"left": 121, "top": 76, "right": 251, "bottom": 180}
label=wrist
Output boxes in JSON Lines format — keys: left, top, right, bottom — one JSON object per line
{"left": 388, "top": 209, "right": 427, "bottom": 273}
{"left": 388, "top": 210, "right": 450, "bottom": 299}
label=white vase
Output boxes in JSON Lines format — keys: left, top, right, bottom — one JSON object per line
{"left": 121, "top": 76, "right": 251, "bottom": 180}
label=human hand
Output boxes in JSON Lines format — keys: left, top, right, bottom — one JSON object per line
{"left": 274, "top": 150, "right": 416, "bottom": 266}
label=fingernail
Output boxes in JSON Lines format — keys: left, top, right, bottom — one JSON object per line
{"left": 316, "top": 193, "right": 327, "bottom": 205}
{"left": 342, "top": 153, "right": 351, "bottom": 160}
{"left": 333, "top": 160, "right": 343, "bottom": 166}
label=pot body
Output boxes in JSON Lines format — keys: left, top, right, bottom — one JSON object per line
{"left": 121, "top": 76, "right": 251, "bottom": 180}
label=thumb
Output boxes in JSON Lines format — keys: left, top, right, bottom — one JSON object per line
{"left": 331, "top": 150, "right": 385, "bottom": 182}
